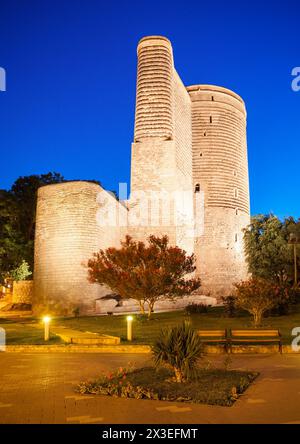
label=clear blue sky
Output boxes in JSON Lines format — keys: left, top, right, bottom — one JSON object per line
{"left": 0, "top": 0, "right": 299, "bottom": 218}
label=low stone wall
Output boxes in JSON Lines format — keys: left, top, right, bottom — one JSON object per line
{"left": 95, "top": 294, "right": 217, "bottom": 315}
{"left": 12, "top": 280, "right": 33, "bottom": 305}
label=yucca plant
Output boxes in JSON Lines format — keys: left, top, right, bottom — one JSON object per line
{"left": 152, "top": 322, "right": 203, "bottom": 383}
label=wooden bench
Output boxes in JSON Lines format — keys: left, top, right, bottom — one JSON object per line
{"left": 198, "top": 329, "right": 228, "bottom": 351}
{"left": 229, "top": 329, "right": 282, "bottom": 353}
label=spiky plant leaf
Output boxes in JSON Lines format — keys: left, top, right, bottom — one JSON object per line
{"left": 152, "top": 322, "right": 203, "bottom": 382}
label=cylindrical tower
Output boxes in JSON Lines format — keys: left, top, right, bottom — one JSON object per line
{"left": 187, "top": 84, "right": 250, "bottom": 298}
{"left": 130, "top": 36, "right": 177, "bottom": 243}
{"left": 134, "top": 36, "right": 174, "bottom": 143}
{"left": 33, "top": 181, "right": 105, "bottom": 314}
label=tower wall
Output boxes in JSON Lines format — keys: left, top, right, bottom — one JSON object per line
{"left": 134, "top": 36, "right": 173, "bottom": 142}
{"left": 130, "top": 36, "right": 193, "bottom": 254}
{"left": 33, "top": 36, "right": 252, "bottom": 314}
{"left": 33, "top": 181, "right": 126, "bottom": 314}
{"left": 187, "top": 84, "right": 250, "bottom": 297}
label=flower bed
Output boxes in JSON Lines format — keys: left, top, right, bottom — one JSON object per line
{"left": 77, "top": 366, "right": 258, "bottom": 407}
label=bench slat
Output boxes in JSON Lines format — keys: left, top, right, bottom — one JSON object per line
{"left": 198, "top": 330, "right": 226, "bottom": 337}
{"left": 231, "top": 330, "right": 280, "bottom": 337}
{"left": 230, "top": 338, "right": 281, "bottom": 342}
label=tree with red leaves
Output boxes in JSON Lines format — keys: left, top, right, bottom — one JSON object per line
{"left": 88, "top": 235, "right": 201, "bottom": 318}
{"left": 234, "top": 277, "right": 287, "bottom": 326}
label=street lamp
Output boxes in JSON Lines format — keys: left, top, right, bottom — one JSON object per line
{"left": 126, "top": 316, "right": 133, "bottom": 341}
{"left": 289, "top": 234, "right": 300, "bottom": 288}
{"left": 42, "top": 316, "right": 51, "bottom": 341}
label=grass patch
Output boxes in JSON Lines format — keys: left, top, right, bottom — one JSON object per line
{"left": 78, "top": 366, "right": 258, "bottom": 406}
{"left": 0, "top": 320, "right": 62, "bottom": 345}
{"left": 54, "top": 304, "right": 300, "bottom": 344}
{"left": 1, "top": 303, "right": 300, "bottom": 345}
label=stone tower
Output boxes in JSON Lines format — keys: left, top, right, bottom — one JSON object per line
{"left": 33, "top": 181, "right": 126, "bottom": 314}
{"left": 187, "top": 85, "right": 250, "bottom": 297}
{"left": 33, "top": 35, "right": 251, "bottom": 314}
{"left": 129, "top": 37, "right": 250, "bottom": 297}
{"left": 129, "top": 36, "right": 194, "bottom": 254}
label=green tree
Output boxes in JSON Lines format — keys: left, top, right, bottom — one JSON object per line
{"left": 9, "top": 260, "right": 32, "bottom": 282}
{"left": 88, "top": 235, "right": 201, "bottom": 318}
{"left": 0, "top": 190, "right": 25, "bottom": 279}
{"left": 243, "top": 214, "right": 300, "bottom": 286}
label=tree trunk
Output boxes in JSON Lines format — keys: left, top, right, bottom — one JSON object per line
{"left": 147, "top": 301, "right": 154, "bottom": 318}
{"left": 253, "top": 310, "right": 262, "bottom": 327}
{"left": 139, "top": 300, "right": 145, "bottom": 315}
{"left": 174, "top": 367, "right": 184, "bottom": 383}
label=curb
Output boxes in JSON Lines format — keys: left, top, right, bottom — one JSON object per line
{"left": 1, "top": 344, "right": 299, "bottom": 354}
{"left": 205, "top": 344, "right": 299, "bottom": 354}
{"left": 2, "top": 345, "right": 151, "bottom": 353}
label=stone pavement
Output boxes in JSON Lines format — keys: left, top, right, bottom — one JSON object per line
{"left": 0, "top": 353, "right": 300, "bottom": 424}
{"left": 49, "top": 326, "right": 121, "bottom": 345}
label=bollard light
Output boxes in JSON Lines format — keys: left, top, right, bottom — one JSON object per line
{"left": 42, "top": 316, "right": 51, "bottom": 341}
{"left": 126, "top": 316, "right": 133, "bottom": 341}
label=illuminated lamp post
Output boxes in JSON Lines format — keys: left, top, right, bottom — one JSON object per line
{"left": 42, "top": 316, "right": 51, "bottom": 341}
{"left": 126, "top": 316, "right": 133, "bottom": 341}
{"left": 289, "top": 234, "right": 300, "bottom": 288}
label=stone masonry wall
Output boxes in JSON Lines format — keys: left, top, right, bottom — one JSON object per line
{"left": 187, "top": 85, "right": 250, "bottom": 297}
{"left": 130, "top": 36, "right": 194, "bottom": 255}
{"left": 12, "top": 280, "right": 33, "bottom": 305}
{"left": 134, "top": 36, "right": 173, "bottom": 142}
{"left": 34, "top": 181, "right": 127, "bottom": 315}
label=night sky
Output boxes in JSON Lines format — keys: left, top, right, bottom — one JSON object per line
{"left": 0, "top": 0, "right": 299, "bottom": 218}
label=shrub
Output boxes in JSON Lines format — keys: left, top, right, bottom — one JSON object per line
{"left": 234, "top": 278, "right": 282, "bottom": 326}
{"left": 221, "top": 296, "right": 237, "bottom": 318}
{"left": 77, "top": 365, "right": 158, "bottom": 399}
{"left": 152, "top": 322, "right": 203, "bottom": 383}
{"left": 265, "top": 284, "right": 299, "bottom": 317}
{"left": 265, "top": 301, "right": 290, "bottom": 317}
{"left": 9, "top": 260, "right": 32, "bottom": 282}
{"left": 185, "top": 303, "right": 209, "bottom": 315}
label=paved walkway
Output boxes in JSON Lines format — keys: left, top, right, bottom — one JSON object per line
{"left": 49, "top": 326, "right": 120, "bottom": 345}
{"left": 0, "top": 353, "right": 300, "bottom": 423}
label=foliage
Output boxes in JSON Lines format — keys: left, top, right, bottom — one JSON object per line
{"left": 152, "top": 322, "right": 203, "bottom": 382}
{"left": 185, "top": 303, "right": 209, "bottom": 315}
{"left": 0, "top": 189, "right": 26, "bottom": 279}
{"left": 265, "top": 284, "right": 300, "bottom": 316}
{"left": 0, "top": 172, "right": 64, "bottom": 280}
{"left": 88, "top": 235, "right": 201, "bottom": 318}
{"left": 77, "top": 365, "right": 159, "bottom": 400}
{"left": 9, "top": 260, "right": 32, "bottom": 281}
{"left": 221, "top": 296, "right": 237, "bottom": 318}
{"left": 243, "top": 214, "right": 300, "bottom": 286}
{"left": 234, "top": 277, "right": 285, "bottom": 326}
{"left": 77, "top": 366, "right": 258, "bottom": 407}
